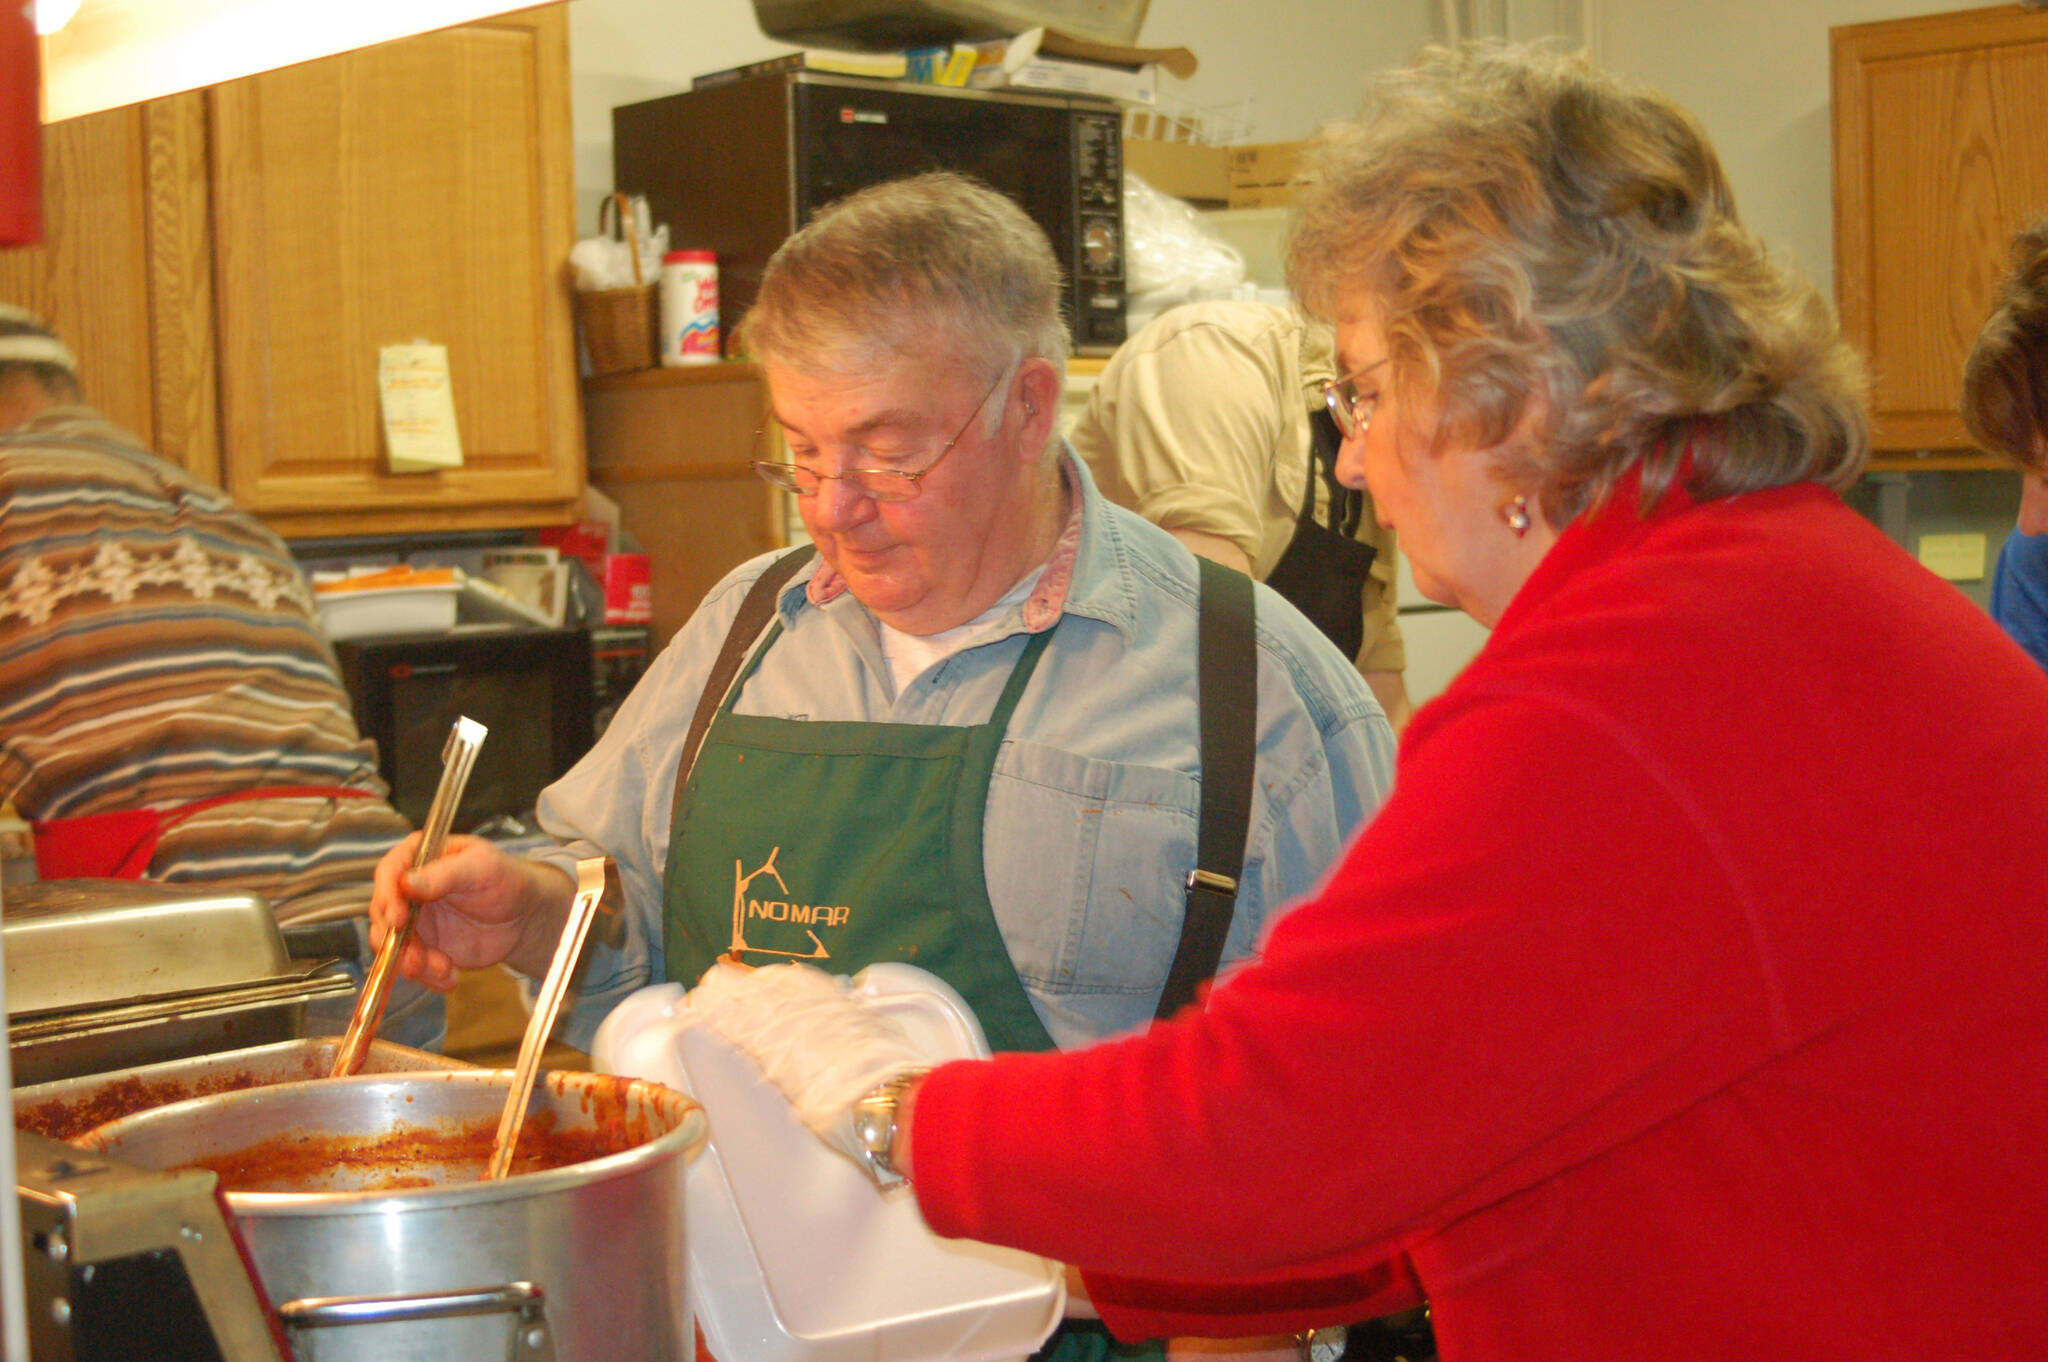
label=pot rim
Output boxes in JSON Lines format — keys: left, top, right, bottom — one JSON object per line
{"left": 76, "top": 1068, "right": 705, "bottom": 1217}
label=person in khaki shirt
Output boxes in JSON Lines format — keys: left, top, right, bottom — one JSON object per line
{"left": 1070, "top": 299, "right": 1411, "bottom": 728}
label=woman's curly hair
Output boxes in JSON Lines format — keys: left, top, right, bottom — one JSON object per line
{"left": 1287, "top": 41, "right": 1869, "bottom": 524}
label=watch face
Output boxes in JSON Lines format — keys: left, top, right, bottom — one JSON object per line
{"left": 1304, "top": 1326, "right": 1347, "bottom": 1362}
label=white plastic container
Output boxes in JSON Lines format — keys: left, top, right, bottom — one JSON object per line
{"left": 660, "top": 249, "right": 720, "bottom": 365}
{"left": 594, "top": 964, "right": 1064, "bottom": 1362}
{"left": 313, "top": 582, "right": 458, "bottom": 640}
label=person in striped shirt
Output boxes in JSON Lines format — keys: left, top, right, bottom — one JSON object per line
{"left": 0, "top": 305, "right": 439, "bottom": 1046}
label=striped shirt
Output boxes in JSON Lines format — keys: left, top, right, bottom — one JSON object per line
{"left": 0, "top": 408, "right": 411, "bottom": 921}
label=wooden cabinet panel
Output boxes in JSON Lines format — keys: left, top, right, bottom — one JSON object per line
{"left": 1833, "top": 5, "right": 2048, "bottom": 458}
{"left": 209, "top": 4, "right": 582, "bottom": 533}
{"left": 0, "top": 96, "right": 218, "bottom": 482}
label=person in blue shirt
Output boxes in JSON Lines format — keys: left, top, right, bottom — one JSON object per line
{"left": 1964, "top": 217, "right": 2048, "bottom": 668}
{"left": 371, "top": 170, "right": 1397, "bottom": 1362}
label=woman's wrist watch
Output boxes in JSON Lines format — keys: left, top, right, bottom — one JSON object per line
{"left": 850, "top": 1068, "right": 928, "bottom": 1188}
{"left": 1297, "top": 1325, "right": 1347, "bottom": 1362}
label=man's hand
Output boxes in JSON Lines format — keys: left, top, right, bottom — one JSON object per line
{"left": 367, "top": 833, "right": 574, "bottom": 989}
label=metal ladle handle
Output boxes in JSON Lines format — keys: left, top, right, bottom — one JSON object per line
{"left": 483, "top": 856, "right": 610, "bottom": 1180}
{"left": 330, "top": 716, "right": 487, "bottom": 1078}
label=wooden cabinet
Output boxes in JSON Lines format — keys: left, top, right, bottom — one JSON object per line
{"left": 0, "top": 96, "right": 220, "bottom": 483}
{"left": 1833, "top": 4, "right": 2048, "bottom": 465}
{"left": 0, "top": 3, "right": 582, "bottom": 537}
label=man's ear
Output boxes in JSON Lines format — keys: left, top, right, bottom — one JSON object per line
{"left": 1014, "top": 356, "right": 1063, "bottom": 456}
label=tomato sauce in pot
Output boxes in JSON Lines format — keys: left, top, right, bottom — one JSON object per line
{"left": 187, "top": 1071, "right": 660, "bottom": 1192}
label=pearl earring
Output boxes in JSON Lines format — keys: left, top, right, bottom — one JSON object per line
{"left": 1504, "top": 495, "right": 1532, "bottom": 537}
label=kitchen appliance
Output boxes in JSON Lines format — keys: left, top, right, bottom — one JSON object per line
{"left": 3, "top": 880, "right": 355, "bottom": 1087}
{"left": 333, "top": 627, "right": 595, "bottom": 832}
{"left": 14, "top": 1037, "right": 464, "bottom": 1140}
{"left": 611, "top": 72, "right": 1128, "bottom": 353}
{"left": 15, "top": 1129, "right": 289, "bottom": 1362}
{"left": 73, "top": 1069, "right": 705, "bottom": 1362}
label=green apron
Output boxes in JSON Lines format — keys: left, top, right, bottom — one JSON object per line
{"left": 662, "top": 612, "right": 1160, "bottom": 1361}
{"left": 664, "top": 618, "right": 1058, "bottom": 1052}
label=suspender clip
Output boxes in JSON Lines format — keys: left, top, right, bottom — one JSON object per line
{"left": 1185, "top": 868, "right": 1238, "bottom": 895}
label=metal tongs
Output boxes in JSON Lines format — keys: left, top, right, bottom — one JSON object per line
{"left": 484, "top": 855, "right": 610, "bottom": 1181}
{"left": 330, "top": 716, "right": 487, "bottom": 1078}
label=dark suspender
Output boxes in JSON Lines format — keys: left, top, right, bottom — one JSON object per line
{"left": 1155, "top": 555, "right": 1257, "bottom": 1021}
{"left": 671, "top": 541, "right": 1255, "bottom": 1023}
{"left": 670, "top": 544, "right": 817, "bottom": 829}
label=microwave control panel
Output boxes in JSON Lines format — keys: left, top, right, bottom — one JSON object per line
{"left": 1073, "top": 109, "right": 1127, "bottom": 350}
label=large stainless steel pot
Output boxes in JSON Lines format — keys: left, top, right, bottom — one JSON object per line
{"left": 76, "top": 1069, "right": 704, "bottom": 1362}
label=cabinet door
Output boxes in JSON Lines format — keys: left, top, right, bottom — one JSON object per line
{"left": 1833, "top": 5, "right": 2048, "bottom": 457}
{"left": 0, "top": 96, "right": 218, "bottom": 482}
{"left": 209, "top": 4, "right": 582, "bottom": 535}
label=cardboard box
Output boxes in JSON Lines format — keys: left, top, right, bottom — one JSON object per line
{"left": 1124, "top": 137, "right": 1231, "bottom": 204}
{"left": 1226, "top": 139, "right": 1306, "bottom": 185}
{"left": 1227, "top": 182, "right": 1295, "bottom": 210}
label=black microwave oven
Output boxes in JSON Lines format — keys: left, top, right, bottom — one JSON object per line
{"left": 333, "top": 627, "right": 595, "bottom": 833}
{"left": 611, "top": 71, "right": 1128, "bottom": 353}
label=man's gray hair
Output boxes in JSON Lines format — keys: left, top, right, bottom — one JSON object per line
{"left": 737, "top": 171, "right": 1071, "bottom": 383}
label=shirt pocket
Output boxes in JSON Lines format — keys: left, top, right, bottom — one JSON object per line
{"left": 986, "top": 739, "right": 1199, "bottom": 998}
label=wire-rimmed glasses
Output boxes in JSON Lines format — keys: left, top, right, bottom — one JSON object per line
{"left": 752, "top": 359, "right": 1019, "bottom": 503}
{"left": 1322, "top": 356, "right": 1389, "bottom": 441}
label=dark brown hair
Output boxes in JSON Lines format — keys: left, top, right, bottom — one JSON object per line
{"left": 1961, "top": 218, "right": 2048, "bottom": 471}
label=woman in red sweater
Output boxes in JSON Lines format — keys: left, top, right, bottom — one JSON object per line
{"left": 673, "top": 42, "right": 2048, "bottom": 1360}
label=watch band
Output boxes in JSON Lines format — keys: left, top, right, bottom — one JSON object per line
{"left": 850, "top": 1068, "right": 928, "bottom": 1188}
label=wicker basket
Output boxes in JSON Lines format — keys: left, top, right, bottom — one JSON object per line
{"left": 576, "top": 193, "right": 657, "bottom": 376}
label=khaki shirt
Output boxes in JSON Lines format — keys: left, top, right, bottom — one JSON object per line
{"left": 1069, "top": 300, "right": 1403, "bottom": 672}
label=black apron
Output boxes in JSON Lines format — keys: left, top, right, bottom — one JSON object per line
{"left": 1262, "top": 409, "right": 1379, "bottom": 662}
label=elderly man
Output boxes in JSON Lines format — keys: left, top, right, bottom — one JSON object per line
{"left": 370, "top": 173, "right": 1393, "bottom": 1355}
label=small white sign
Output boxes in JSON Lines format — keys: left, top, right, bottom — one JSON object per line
{"left": 377, "top": 343, "right": 464, "bottom": 474}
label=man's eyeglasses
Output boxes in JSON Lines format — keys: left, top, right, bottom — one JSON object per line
{"left": 1322, "top": 356, "right": 1389, "bottom": 441}
{"left": 753, "top": 359, "right": 1019, "bottom": 502}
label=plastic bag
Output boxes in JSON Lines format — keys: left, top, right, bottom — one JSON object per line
{"left": 1121, "top": 170, "right": 1248, "bottom": 331}
{"left": 569, "top": 193, "right": 668, "bottom": 292}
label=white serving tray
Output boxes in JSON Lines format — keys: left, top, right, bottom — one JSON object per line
{"left": 593, "top": 964, "right": 1064, "bottom": 1362}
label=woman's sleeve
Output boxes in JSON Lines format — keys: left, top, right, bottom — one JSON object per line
{"left": 909, "top": 689, "right": 1766, "bottom": 1334}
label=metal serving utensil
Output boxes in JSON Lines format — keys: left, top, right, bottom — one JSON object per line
{"left": 483, "top": 855, "right": 610, "bottom": 1181}
{"left": 329, "top": 716, "right": 487, "bottom": 1078}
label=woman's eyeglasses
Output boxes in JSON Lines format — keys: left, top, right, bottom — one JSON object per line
{"left": 1322, "top": 356, "right": 1389, "bottom": 441}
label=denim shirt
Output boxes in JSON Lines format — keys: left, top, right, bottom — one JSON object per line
{"left": 534, "top": 451, "right": 1395, "bottom": 1050}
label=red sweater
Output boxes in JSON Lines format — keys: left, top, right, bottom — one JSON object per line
{"left": 911, "top": 477, "right": 2048, "bottom": 1359}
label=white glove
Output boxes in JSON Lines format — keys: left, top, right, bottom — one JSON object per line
{"left": 685, "top": 962, "right": 924, "bottom": 1167}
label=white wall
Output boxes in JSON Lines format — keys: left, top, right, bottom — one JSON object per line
{"left": 1591, "top": 0, "right": 1989, "bottom": 304}
{"left": 564, "top": 0, "right": 1441, "bottom": 230}
{"left": 567, "top": 0, "right": 1995, "bottom": 308}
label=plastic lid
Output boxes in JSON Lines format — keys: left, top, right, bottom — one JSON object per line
{"left": 593, "top": 965, "right": 1064, "bottom": 1362}
{"left": 664, "top": 249, "right": 716, "bottom": 263}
